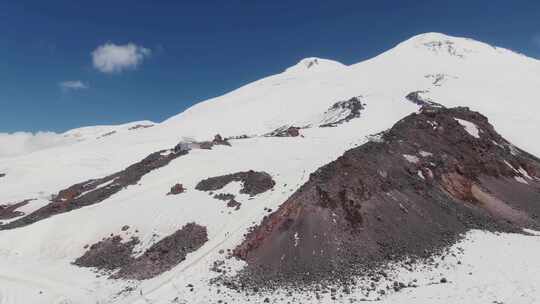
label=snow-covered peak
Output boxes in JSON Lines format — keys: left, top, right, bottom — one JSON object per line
{"left": 284, "top": 57, "right": 346, "bottom": 74}
{"left": 393, "top": 32, "right": 497, "bottom": 58}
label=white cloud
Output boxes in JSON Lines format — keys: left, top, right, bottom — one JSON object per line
{"left": 92, "top": 42, "right": 151, "bottom": 73}
{"left": 0, "top": 132, "right": 76, "bottom": 158}
{"left": 59, "top": 80, "right": 89, "bottom": 91}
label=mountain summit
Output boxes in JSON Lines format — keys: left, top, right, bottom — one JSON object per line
{"left": 284, "top": 57, "right": 346, "bottom": 74}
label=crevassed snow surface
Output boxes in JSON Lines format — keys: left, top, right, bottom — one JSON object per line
{"left": 0, "top": 32, "right": 540, "bottom": 303}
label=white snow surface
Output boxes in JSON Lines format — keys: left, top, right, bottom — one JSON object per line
{"left": 0, "top": 120, "right": 155, "bottom": 158}
{"left": 1, "top": 32, "right": 540, "bottom": 303}
{"left": 455, "top": 118, "right": 481, "bottom": 138}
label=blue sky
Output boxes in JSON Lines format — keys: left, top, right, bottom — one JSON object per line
{"left": 1, "top": 0, "right": 539, "bottom": 133}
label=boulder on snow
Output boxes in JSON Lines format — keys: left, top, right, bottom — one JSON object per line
{"left": 174, "top": 142, "right": 192, "bottom": 153}
{"left": 167, "top": 183, "right": 185, "bottom": 195}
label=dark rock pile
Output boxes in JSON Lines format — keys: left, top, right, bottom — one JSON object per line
{"left": 266, "top": 126, "right": 301, "bottom": 137}
{"left": 174, "top": 134, "right": 231, "bottom": 151}
{"left": 319, "top": 96, "right": 366, "bottom": 127}
{"left": 231, "top": 106, "right": 540, "bottom": 289}
{"left": 99, "top": 131, "right": 117, "bottom": 138}
{"left": 0, "top": 199, "right": 33, "bottom": 220}
{"left": 211, "top": 134, "right": 231, "bottom": 146}
{"left": 118, "top": 223, "right": 207, "bottom": 280}
{"left": 405, "top": 91, "right": 443, "bottom": 107}
{"left": 75, "top": 223, "right": 207, "bottom": 280}
{"left": 226, "top": 134, "right": 250, "bottom": 140}
{"left": 128, "top": 124, "right": 154, "bottom": 130}
{"left": 168, "top": 183, "right": 185, "bottom": 195}
{"left": 196, "top": 170, "right": 275, "bottom": 196}
{"left": 214, "top": 193, "right": 242, "bottom": 210}
{"left": 198, "top": 134, "right": 232, "bottom": 149}
{"left": 74, "top": 235, "right": 140, "bottom": 271}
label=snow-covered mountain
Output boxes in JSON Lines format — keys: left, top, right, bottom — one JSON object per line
{"left": 1, "top": 32, "right": 540, "bottom": 304}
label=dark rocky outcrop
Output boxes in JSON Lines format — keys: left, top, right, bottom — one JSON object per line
{"left": 128, "top": 124, "right": 154, "bottom": 130}
{"left": 196, "top": 170, "right": 275, "bottom": 196}
{"left": 113, "top": 223, "right": 208, "bottom": 280}
{"left": 197, "top": 134, "right": 232, "bottom": 149}
{"left": 266, "top": 126, "right": 301, "bottom": 137}
{"left": 232, "top": 106, "right": 540, "bottom": 288}
{"left": 174, "top": 134, "right": 231, "bottom": 152}
{"left": 168, "top": 183, "right": 185, "bottom": 195}
{"left": 211, "top": 134, "right": 231, "bottom": 146}
{"left": 1, "top": 148, "right": 188, "bottom": 230}
{"left": 214, "top": 193, "right": 241, "bottom": 210}
{"left": 74, "top": 235, "right": 140, "bottom": 271}
{"left": 424, "top": 73, "right": 456, "bottom": 87}
{"left": 0, "top": 199, "right": 33, "bottom": 220}
{"left": 75, "top": 223, "right": 207, "bottom": 280}
{"left": 319, "top": 96, "right": 366, "bottom": 127}
{"left": 99, "top": 131, "right": 117, "bottom": 138}
{"left": 0, "top": 133, "right": 233, "bottom": 231}
{"left": 405, "top": 91, "right": 443, "bottom": 107}
{"left": 226, "top": 134, "right": 250, "bottom": 140}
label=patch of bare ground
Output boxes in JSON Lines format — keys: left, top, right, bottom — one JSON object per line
{"left": 196, "top": 170, "right": 275, "bottom": 196}
{"left": 213, "top": 193, "right": 241, "bottom": 210}
{"left": 0, "top": 199, "right": 33, "bottom": 220}
{"left": 75, "top": 223, "right": 208, "bottom": 280}
{"left": 319, "top": 96, "right": 366, "bottom": 127}
{"left": 113, "top": 223, "right": 208, "bottom": 280}
{"left": 74, "top": 235, "right": 140, "bottom": 271}
{"left": 265, "top": 126, "right": 302, "bottom": 137}
{"left": 405, "top": 91, "right": 443, "bottom": 107}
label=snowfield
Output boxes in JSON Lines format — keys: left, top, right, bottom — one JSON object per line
{"left": 0, "top": 32, "right": 539, "bottom": 303}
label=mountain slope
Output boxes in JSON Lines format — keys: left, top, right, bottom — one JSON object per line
{"left": 233, "top": 106, "right": 540, "bottom": 287}
{"left": 0, "top": 32, "right": 539, "bottom": 304}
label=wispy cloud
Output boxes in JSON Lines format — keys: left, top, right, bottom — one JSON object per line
{"left": 59, "top": 80, "right": 89, "bottom": 91}
{"left": 0, "top": 131, "right": 75, "bottom": 158}
{"left": 92, "top": 42, "right": 151, "bottom": 73}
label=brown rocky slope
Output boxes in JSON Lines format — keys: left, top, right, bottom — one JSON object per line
{"left": 232, "top": 106, "right": 540, "bottom": 287}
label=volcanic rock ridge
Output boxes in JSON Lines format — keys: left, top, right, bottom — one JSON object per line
{"left": 230, "top": 106, "right": 540, "bottom": 288}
